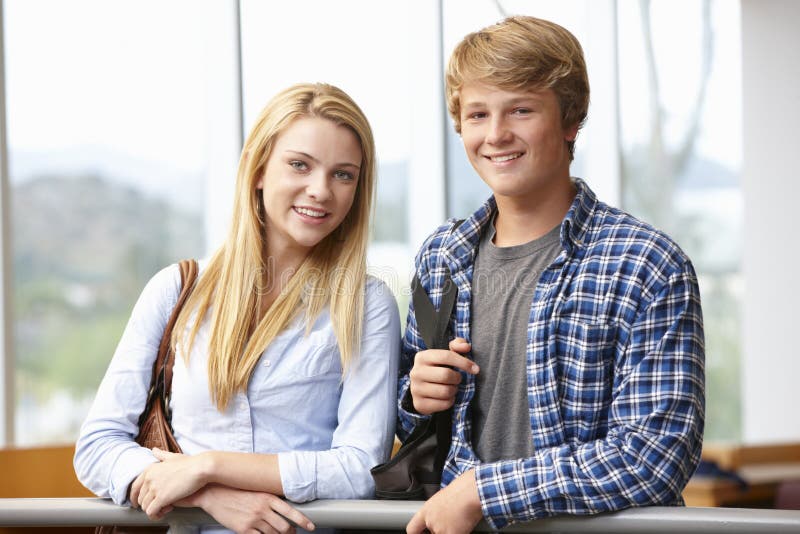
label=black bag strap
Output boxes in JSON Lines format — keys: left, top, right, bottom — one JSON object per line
{"left": 410, "top": 273, "right": 457, "bottom": 350}
{"left": 411, "top": 219, "right": 463, "bottom": 476}
{"left": 410, "top": 218, "right": 464, "bottom": 349}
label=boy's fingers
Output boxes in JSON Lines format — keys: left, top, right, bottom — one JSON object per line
{"left": 442, "top": 350, "right": 479, "bottom": 374}
{"left": 412, "top": 382, "right": 457, "bottom": 401}
{"left": 418, "top": 349, "right": 479, "bottom": 374}
{"left": 406, "top": 509, "right": 426, "bottom": 534}
{"left": 449, "top": 337, "right": 471, "bottom": 352}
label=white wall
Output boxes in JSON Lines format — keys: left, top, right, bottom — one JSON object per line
{"left": 741, "top": 0, "right": 800, "bottom": 443}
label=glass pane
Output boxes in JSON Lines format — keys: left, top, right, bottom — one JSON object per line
{"left": 618, "top": 0, "right": 742, "bottom": 440}
{"left": 5, "top": 0, "right": 207, "bottom": 444}
{"left": 442, "top": 0, "right": 592, "bottom": 219}
{"left": 240, "top": 0, "right": 416, "bottom": 317}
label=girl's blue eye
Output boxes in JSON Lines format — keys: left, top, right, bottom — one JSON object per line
{"left": 289, "top": 160, "right": 308, "bottom": 171}
{"left": 468, "top": 112, "right": 487, "bottom": 120}
{"left": 334, "top": 170, "right": 355, "bottom": 181}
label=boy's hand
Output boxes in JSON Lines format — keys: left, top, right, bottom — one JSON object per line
{"left": 406, "top": 469, "right": 483, "bottom": 534}
{"left": 409, "top": 338, "right": 478, "bottom": 415}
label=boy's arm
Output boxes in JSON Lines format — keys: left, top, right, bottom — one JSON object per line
{"left": 473, "top": 261, "right": 705, "bottom": 530}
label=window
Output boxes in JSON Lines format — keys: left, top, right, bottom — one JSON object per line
{"left": 240, "top": 0, "right": 431, "bottom": 319}
{"left": 618, "top": 0, "right": 742, "bottom": 440}
{"left": 4, "top": 0, "right": 207, "bottom": 444}
{"left": 0, "top": 0, "right": 756, "bottom": 447}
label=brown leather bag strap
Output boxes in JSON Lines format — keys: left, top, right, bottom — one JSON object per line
{"left": 163, "top": 259, "right": 198, "bottom": 394}
{"left": 142, "top": 259, "right": 199, "bottom": 424}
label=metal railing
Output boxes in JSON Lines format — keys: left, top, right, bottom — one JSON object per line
{"left": 1, "top": 498, "right": 800, "bottom": 532}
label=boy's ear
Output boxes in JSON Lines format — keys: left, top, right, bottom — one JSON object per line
{"left": 564, "top": 122, "right": 580, "bottom": 142}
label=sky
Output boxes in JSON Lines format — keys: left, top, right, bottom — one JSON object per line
{"left": 4, "top": 0, "right": 209, "bottom": 176}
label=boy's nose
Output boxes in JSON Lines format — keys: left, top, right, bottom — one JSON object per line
{"left": 486, "top": 117, "right": 512, "bottom": 145}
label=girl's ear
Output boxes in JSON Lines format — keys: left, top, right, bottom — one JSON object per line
{"left": 242, "top": 151, "right": 264, "bottom": 189}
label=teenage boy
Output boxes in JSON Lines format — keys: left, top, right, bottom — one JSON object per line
{"left": 398, "top": 16, "right": 705, "bottom": 534}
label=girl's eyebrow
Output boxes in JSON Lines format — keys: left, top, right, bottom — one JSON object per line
{"left": 285, "top": 150, "right": 360, "bottom": 170}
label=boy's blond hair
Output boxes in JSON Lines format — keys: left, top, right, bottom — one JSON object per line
{"left": 446, "top": 15, "right": 590, "bottom": 159}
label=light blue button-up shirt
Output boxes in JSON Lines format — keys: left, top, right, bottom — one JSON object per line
{"left": 75, "top": 261, "right": 401, "bottom": 531}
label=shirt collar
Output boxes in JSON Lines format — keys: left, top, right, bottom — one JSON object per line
{"left": 561, "top": 177, "right": 598, "bottom": 254}
{"left": 443, "top": 177, "right": 599, "bottom": 272}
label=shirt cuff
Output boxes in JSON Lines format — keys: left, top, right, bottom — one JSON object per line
{"left": 475, "top": 460, "right": 532, "bottom": 531}
{"left": 109, "top": 446, "right": 159, "bottom": 505}
{"left": 397, "top": 384, "right": 430, "bottom": 437}
{"left": 278, "top": 451, "right": 317, "bottom": 503}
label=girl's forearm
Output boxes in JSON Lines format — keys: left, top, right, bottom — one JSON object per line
{"left": 199, "top": 451, "right": 284, "bottom": 495}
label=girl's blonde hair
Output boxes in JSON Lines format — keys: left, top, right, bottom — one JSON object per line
{"left": 173, "top": 83, "right": 376, "bottom": 410}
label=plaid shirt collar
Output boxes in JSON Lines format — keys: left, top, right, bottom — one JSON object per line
{"left": 442, "top": 177, "right": 597, "bottom": 275}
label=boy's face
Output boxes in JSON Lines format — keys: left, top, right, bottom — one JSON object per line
{"left": 459, "top": 83, "right": 577, "bottom": 202}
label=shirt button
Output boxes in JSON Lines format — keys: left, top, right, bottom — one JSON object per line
{"left": 264, "top": 360, "right": 271, "bottom": 367}
{"left": 238, "top": 402, "right": 247, "bottom": 411}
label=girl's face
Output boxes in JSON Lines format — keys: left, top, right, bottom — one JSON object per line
{"left": 257, "top": 116, "right": 361, "bottom": 259}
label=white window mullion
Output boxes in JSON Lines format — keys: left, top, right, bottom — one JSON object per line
{"left": 408, "top": 0, "right": 447, "bottom": 250}
{"left": 202, "top": 0, "right": 244, "bottom": 256}
{"left": 0, "top": 0, "right": 15, "bottom": 446}
{"left": 584, "top": 0, "right": 621, "bottom": 206}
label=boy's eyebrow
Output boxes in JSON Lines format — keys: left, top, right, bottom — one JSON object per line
{"left": 285, "top": 150, "right": 360, "bottom": 170}
{"left": 462, "top": 95, "right": 545, "bottom": 109}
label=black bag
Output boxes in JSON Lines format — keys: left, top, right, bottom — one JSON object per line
{"left": 371, "top": 270, "right": 458, "bottom": 500}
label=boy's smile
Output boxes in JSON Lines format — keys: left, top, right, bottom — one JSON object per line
{"left": 459, "top": 83, "right": 577, "bottom": 206}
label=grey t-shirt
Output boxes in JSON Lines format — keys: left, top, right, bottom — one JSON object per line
{"left": 470, "top": 220, "right": 562, "bottom": 463}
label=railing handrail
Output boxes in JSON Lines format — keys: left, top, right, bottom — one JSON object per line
{"left": 1, "top": 498, "right": 799, "bottom": 532}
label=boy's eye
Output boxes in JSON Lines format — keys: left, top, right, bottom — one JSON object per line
{"left": 289, "top": 160, "right": 308, "bottom": 171}
{"left": 512, "top": 108, "right": 532, "bottom": 115}
{"left": 334, "top": 170, "right": 355, "bottom": 181}
{"left": 466, "top": 111, "right": 487, "bottom": 120}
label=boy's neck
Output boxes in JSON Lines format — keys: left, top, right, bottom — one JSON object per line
{"left": 492, "top": 176, "right": 576, "bottom": 247}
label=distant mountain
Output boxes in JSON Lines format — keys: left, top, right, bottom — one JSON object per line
{"left": 12, "top": 172, "right": 205, "bottom": 397}
{"left": 10, "top": 146, "right": 205, "bottom": 211}
{"left": 12, "top": 173, "right": 204, "bottom": 290}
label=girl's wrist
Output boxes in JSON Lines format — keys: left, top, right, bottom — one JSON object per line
{"left": 197, "top": 451, "right": 219, "bottom": 485}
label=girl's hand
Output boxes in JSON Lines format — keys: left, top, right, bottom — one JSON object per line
{"left": 130, "top": 448, "right": 210, "bottom": 520}
{"left": 176, "top": 484, "right": 315, "bottom": 534}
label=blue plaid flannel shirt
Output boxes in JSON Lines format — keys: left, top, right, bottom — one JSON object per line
{"left": 397, "top": 178, "right": 705, "bottom": 530}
